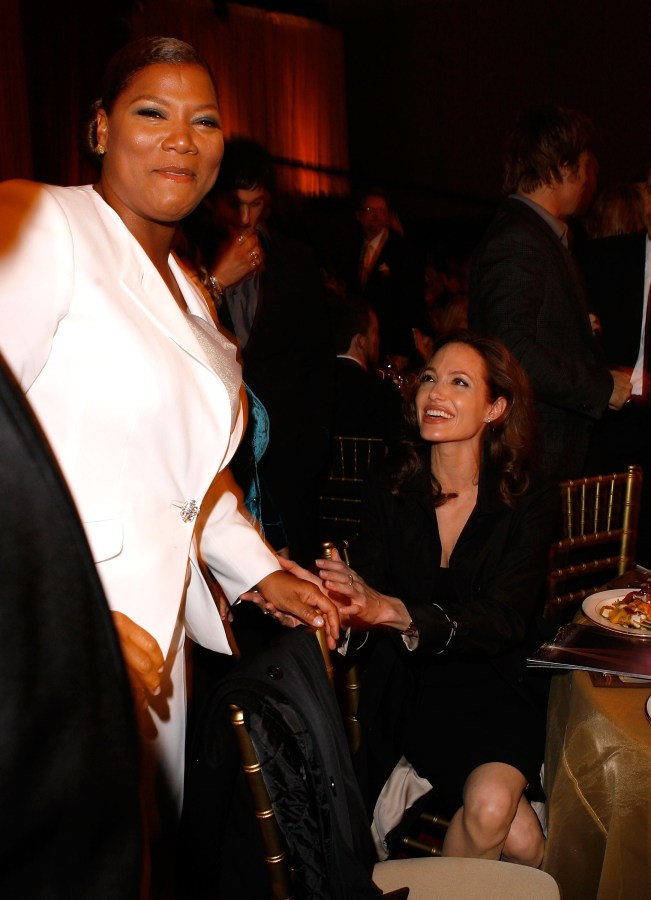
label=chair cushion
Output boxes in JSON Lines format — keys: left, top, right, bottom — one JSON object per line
{"left": 372, "top": 857, "right": 560, "bottom": 899}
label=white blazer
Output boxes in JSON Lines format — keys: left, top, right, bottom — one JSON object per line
{"left": 0, "top": 180, "right": 280, "bottom": 800}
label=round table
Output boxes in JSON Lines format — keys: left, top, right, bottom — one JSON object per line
{"left": 543, "top": 666, "right": 651, "bottom": 898}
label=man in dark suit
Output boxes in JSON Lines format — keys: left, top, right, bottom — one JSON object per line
{"left": 576, "top": 178, "right": 651, "bottom": 562}
{"left": 469, "top": 104, "right": 631, "bottom": 481}
{"left": 0, "top": 352, "right": 142, "bottom": 898}
{"left": 203, "top": 138, "right": 334, "bottom": 565}
{"left": 345, "top": 190, "right": 422, "bottom": 365}
{"left": 328, "top": 294, "right": 404, "bottom": 443}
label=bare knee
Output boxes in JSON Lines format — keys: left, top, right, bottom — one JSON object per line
{"left": 462, "top": 781, "right": 518, "bottom": 850}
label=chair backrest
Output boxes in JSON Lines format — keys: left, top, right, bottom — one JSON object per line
{"left": 546, "top": 464, "right": 643, "bottom": 617}
{"left": 220, "top": 628, "right": 380, "bottom": 899}
{"left": 318, "top": 435, "right": 387, "bottom": 544}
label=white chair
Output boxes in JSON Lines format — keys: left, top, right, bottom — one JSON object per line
{"left": 373, "top": 856, "right": 560, "bottom": 899}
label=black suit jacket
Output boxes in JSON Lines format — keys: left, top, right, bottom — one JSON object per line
{"left": 0, "top": 354, "right": 141, "bottom": 899}
{"left": 468, "top": 197, "right": 613, "bottom": 479}
{"left": 332, "top": 357, "right": 404, "bottom": 442}
{"left": 346, "top": 230, "right": 422, "bottom": 359}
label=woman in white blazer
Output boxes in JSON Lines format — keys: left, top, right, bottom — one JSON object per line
{"left": 0, "top": 36, "right": 338, "bottom": 832}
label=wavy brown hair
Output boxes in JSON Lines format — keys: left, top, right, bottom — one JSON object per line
{"left": 388, "top": 330, "right": 537, "bottom": 508}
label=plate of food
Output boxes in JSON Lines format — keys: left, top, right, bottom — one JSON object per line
{"left": 582, "top": 587, "right": 651, "bottom": 637}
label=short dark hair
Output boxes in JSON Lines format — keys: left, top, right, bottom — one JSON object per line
{"left": 327, "top": 295, "right": 373, "bottom": 355}
{"left": 210, "top": 137, "right": 276, "bottom": 196}
{"left": 502, "top": 104, "right": 597, "bottom": 196}
{"left": 393, "top": 330, "right": 536, "bottom": 507}
{"left": 85, "top": 36, "right": 214, "bottom": 159}
{"left": 354, "top": 187, "right": 390, "bottom": 212}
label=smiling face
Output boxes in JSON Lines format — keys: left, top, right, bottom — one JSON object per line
{"left": 416, "top": 342, "right": 506, "bottom": 447}
{"left": 95, "top": 62, "right": 224, "bottom": 234}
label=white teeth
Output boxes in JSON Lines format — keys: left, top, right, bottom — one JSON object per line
{"left": 426, "top": 409, "right": 453, "bottom": 419}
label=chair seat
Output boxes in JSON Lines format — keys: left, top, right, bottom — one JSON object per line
{"left": 373, "top": 857, "right": 560, "bottom": 899}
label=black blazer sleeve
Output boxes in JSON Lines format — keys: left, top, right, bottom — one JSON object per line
{"left": 469, "top": 201, "right": 613, "bottom": 420}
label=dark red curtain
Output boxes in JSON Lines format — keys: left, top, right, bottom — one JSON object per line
{"left": 0, "top": 0, "right": 33, "bottom": 180}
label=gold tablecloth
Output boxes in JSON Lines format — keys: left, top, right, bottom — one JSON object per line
{"left": 543, "top": 667, "right": 651, "bottom": 899}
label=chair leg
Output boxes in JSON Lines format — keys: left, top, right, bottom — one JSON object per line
{"left": 230, "top": 705, "right": 294, "bottom": 900}
{"left": 400, "top": 835, "right": 443, "bottom": 857}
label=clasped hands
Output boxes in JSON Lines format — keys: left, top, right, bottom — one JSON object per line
{"left": 272, "top": 549, "right": 412, "bottom": 633}
{"left": 112, "top": 564, "right": 342, "bottom": 713}
{"left": 112, "top": 551, "right": 410, "bottom": 719}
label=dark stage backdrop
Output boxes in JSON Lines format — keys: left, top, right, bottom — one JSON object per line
{"left": 323, "top": 0, "right": 651, "bottom": 225}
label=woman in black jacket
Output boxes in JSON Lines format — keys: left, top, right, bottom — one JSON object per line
{"left": 317, "top": 330, "right": 556, "bottom": 868}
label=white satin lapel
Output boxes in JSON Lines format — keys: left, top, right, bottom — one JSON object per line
{"left": 90, "top": 189, "right": 218, "bottom": 374}
{"left": 118, "top": 249, "right": 219, "bottom": 378}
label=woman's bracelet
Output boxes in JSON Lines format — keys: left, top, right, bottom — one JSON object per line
{"left": 431, "top": 603, "right": 457, "bottom": 654}
{"left": 208, "top": 274, "right": 225, "bottom": 306}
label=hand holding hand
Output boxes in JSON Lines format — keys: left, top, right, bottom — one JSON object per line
{"left": 249, "top": 569, "right": 340, "bottom": 649}
{"left": 316, "top": 548, "right": 411, "bottom": 631}
{"left": 276, "top": 553, "right": 329, "bottom": 593}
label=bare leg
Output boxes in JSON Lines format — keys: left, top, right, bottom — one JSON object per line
{"left": 502, "top": 793, "right": 545, "bottom": 867}
{"left": 442, "top": 762, "right": 543, "bottom": 866}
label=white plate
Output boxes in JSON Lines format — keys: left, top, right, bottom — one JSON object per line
{"left": 582, "top": 588, "right": 651, "bottom": 638}
{"left": 646, "top": 696, "right": 651, "bottom": 725}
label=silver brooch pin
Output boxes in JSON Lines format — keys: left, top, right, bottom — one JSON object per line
{"left": 172, "top": 500, "right": 200, "bottom": 523}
